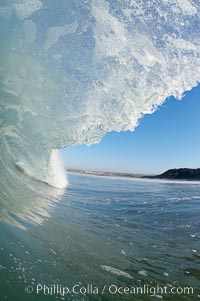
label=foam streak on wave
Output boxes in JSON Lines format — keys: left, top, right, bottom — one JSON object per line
{"left": 0, "top": 0, "right": 199, "bottom": 187}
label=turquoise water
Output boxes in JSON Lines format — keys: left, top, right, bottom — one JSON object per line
{"left": 0, "top": 173, "right": 200, "bottom": 300}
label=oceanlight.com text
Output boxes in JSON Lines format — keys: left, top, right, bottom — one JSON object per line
{"left": 25, "top": 283, "right": 195, "bottom": 298}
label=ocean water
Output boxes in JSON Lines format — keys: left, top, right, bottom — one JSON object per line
{"left": 0, "top": 0, "right": 200, "bottom": 188}
{"left": 0, "top": 173, "right": 200, "bottom": 301}
{"left": 1, "top": 1, "right": 200, "bottom": 300}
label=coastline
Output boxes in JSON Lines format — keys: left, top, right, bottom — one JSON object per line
{"left": 66, "top": 168, "right": 145, "bottom": 179}
{"left": 66, "top": 169, "right": 200, "bottom": 184}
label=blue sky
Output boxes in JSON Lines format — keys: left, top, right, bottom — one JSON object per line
{"left": 60, "top": 84, "right": 200, "bottom": 175}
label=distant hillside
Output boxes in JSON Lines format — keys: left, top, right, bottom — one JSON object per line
{"left": 155, "top": 168, "right": 200, "bottom": 180}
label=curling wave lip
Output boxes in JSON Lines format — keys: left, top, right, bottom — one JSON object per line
{"left": 0, "top": 0, "right": 199, "bottom": 187}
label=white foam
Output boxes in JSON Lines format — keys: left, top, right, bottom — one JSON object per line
{"left": 92, "top": 0, "right": 127, "bottom": 61}
{"left": 47, "top": 150, "right": 68, "bottom": 189}
{"left": 11, "top": 0, "right": 43, "bottom": 20}
{"left": 138, "top": 270, "right": 148, "bottom": 276}
{"left": 101, "top": 265, "right": 134, "bottom": 279}
{"left": 44, "top": 22, "right": 78, "bottom": 52}
{"left": 23, "top": 20, "right": 37, "bottom": 44}
{"left": 15, "top": 161, "right": 32, "bottom": 177}
{"left": 163, "top": 0, "right": 197, "bottom": 16}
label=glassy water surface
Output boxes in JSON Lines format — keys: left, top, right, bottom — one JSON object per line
{"left": 0, "top": 173, "right": 200, "bottom": 300}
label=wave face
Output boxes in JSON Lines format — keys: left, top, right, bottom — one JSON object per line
{"left": 0, "top": 0, "right": 200, "bottom": 187}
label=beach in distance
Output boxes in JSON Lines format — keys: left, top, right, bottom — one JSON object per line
{"left": 67, "top": 168, "right": 200, "bottom": 181}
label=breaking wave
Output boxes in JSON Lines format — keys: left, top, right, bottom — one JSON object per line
{"left": 0, "top": 0, "right": 200, "bottom": 188}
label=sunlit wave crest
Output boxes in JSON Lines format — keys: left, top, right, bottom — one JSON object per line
{"left": 0, "top": 0, "right": 199, "bottom": 188}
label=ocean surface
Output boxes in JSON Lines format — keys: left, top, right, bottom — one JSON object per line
{"left": 1, "top": 0, "right": 200, "bottom": 190}
{"left": 1, "top": 1, "right": 200, "bottom": 300}
{"left": 0, "top": 173, "right": 200, "bottom": 301}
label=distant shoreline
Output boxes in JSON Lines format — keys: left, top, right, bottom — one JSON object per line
{"left": 66, "top": 168, "right": 200, "bottom": 181}
{"left": 66, "top": 169, "right": 145, "bottom": 179}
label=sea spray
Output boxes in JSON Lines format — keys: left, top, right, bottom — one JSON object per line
{"left": 48, "top": 150, "right": 68, "bottom": 188}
